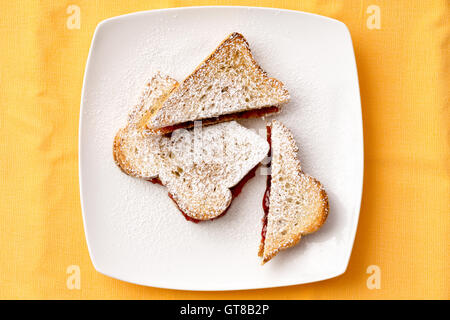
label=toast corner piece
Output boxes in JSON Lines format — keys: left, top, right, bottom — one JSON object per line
{"left": 112, "top": 73, "right": 178, "bottom": 179}
{"left": 260, "top": 120, "right": 329, "bottom": 264}
{"left": 137, "top": 73, "right": 179, "bottom": 133}
{"left": 301, "top": 176, "right": 329, "bottom": 235}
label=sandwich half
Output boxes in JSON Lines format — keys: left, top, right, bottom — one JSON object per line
{"left": 139, "top": 32, "right": 290, "bottom": 135}
{"left": 114, "top": 73, "right": 269, "bottom": 221}
{"left": 259, "top": 120, "right": 329, "bottom": 264}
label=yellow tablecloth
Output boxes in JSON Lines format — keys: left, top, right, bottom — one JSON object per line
{"left": 0, "top": 0, "right": 448, "bottom": 299}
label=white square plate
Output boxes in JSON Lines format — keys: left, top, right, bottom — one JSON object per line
{"left": 79, "top": 6, "right": 363, "bottom": 290}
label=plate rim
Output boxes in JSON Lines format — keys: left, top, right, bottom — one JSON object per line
{"left": 79, "top": 5, "right": 364, "bottom": 291}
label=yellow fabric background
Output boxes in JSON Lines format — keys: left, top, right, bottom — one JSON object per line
{"left": 0, "top": 0, "right": 448, "bottom": 299}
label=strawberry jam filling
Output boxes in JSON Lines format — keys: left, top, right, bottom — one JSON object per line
{"left": 148, "top": 178, "right": 163, "bottom": 185}
{"left": 156, "top": 106, "right": 280, "bottom": 134}
{"left": 148, "top": 164, "right": 259, "bottom": 223}
{"left": 260, "top": 125, "right": 272, "bottom": 248}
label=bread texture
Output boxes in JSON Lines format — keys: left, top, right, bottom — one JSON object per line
{"left": 259, "top": 120, "right": 329, "bottom": 264}
{"left": 113, "top": 73, "right": 178, "bottom": 179}
{"left": 140, "top": 32, "right": 290, "bottom": 134}
{"left": 113, "top": 73, "right": 269, "bottom": 220}
{"left": 158, "top": 121, "right": 269, "bottom": 220}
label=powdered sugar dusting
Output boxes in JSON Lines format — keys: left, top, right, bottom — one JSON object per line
{"left": 113, "top": 73, "right": 177, "bottom": 179}
{"left": 80, "top": 7, "right": 362, "bottom": 288}
{"left": 114, "top": 74, "right": 269, "bottom": 220}
{"left": 261, "top": 120, "right": 329, "bottom": 263}
{"left": 148, "top": 33, "right": 289, "bottom": 130}
{"left": 159, "top": 121, "right": 269, "bottom": 219}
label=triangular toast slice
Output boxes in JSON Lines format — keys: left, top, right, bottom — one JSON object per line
{"left": 140, "top": 33, "right": 290, "bottom": 134}
{"left": 259, "top": 120, "right": 329, "bottom": 264}
{"left": 114, "top": 73, "right": 269, "bottom": 221}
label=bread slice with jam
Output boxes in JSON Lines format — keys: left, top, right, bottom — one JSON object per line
{"left": 140, "top": 33, "right": 290, "bottom": 135}
{"left": 114, "top": 73, "right": 269, "bottom": 221}
{"left": 259, "top": 120, "right": 329, "bottom": 264}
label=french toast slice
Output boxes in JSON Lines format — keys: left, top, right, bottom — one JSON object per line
{"left": 140, "top": 33, "right": 290, "bottom": 134}
{"left": 259, "top": 120, "right": 329, "bottom": 264}
{"left": 113, "top": 73, "right": 269, "bottom": 221}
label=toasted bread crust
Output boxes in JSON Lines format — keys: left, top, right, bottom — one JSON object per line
{"left": 113, "top": 127, "right": 133, "bottom": 176}
{"left": 113, "top": 73, "right": 178, "bottom": 179}
{"left": 142, "top": 32, "right": 290, "bottom": 134}
{"left": 258, "top": 238, "right": 265, "bottom": 257}
{"left": 260, "top": 120, "right": 329, "bottom": 264}
{"left": 301, "top": 180, "right": 329, "bottom": 235}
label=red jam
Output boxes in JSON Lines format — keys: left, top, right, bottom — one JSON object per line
{"left": 230, "top": 164, "right": 258, "bottom": 198}
{"left": 147, "top": 164, "right": 259, "bottom": 223}
{"left": 148, "top": 178, "right": 163, "bottom": 185}
{"left": 157, "top": 106, "right": 280, "bottom": 134}
{"left": 260, "top": 125, "right": 272, "bottom": 247}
